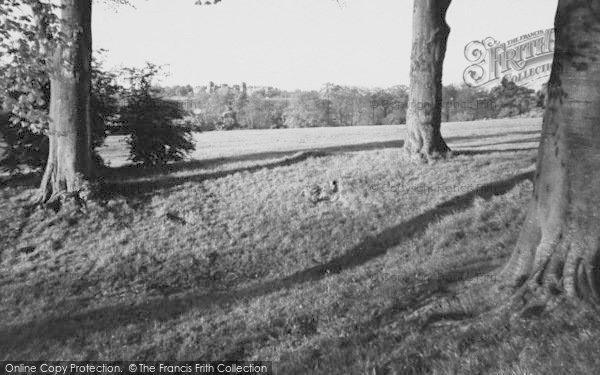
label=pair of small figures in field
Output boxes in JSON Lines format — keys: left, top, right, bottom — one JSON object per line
{"left": 301, "top": 180, "right": 340, "bottom": 204}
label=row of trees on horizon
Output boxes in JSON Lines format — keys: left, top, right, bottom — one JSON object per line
{"left": 156, "top": 77, "right": 546, "bottom": 131}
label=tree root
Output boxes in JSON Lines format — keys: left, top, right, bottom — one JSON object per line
{"left": 410, "top": 268, "right": 600, "bottom": 336}
{"left": 34, "top": 171, "right": 97, "bottom": 213}
{"left": 405, "top": 275, "right": 504, "bottom": 329}
{"left": 402, "top": 147, "right": 453, "bottom": 165}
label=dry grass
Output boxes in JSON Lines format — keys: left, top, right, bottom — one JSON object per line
{"left": 1, "top": 118, "right": 599, "bottom": 373}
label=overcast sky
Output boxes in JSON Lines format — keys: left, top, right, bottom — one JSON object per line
{"left": 93, "top": 0, "right": 558, "bottom": 90}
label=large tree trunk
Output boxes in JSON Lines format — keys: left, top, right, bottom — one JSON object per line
{"left": 39, "top": 0, "right": 93, "bottom": 204}
{"left": 405, "top": 0, "right": 451, "bottom": 161}
{"left": 499, "top": 0, "right": 600, "bottom": 307}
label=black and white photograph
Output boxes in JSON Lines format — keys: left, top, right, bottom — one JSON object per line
{"left": 1, "top": 0, "right": 599, "bottom": 373}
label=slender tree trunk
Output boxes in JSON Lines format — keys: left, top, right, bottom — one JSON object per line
{"left": 372, "top": 106, "right": 376, "bottom": 125}
{"left": 499, "top": 0, "right": 600, "bottom": 307}
{"left": 39, "top": 0, "right": 93, "bottom": 204}
{"left": 405, "top": 0, "right": 451, "bottom": 161}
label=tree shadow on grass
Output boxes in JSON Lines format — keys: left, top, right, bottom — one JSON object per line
{"left": 462, "top": 137, "right": 540, "bottom": 148}
{"left": 0, "top": 170, "right": 534, "bottom": 354}
{"left": 0, "top": 172, "right": 41, "bottom": 189}
{"left": 100, "top": 140, "right": 404, "bottom": 198}
{"left": 0, "top": 140, "right": 403, "bottom": 197}
{"left": 100, "top": 150, "right": 330, "bottom": 198}
{"left": 444, "top": 130, "right": 540, "bottom": 144}
{"left": 452, "top": 148, "right": 538, "bottom": 156}
{"left": 194, "top": 140, "right": 404, "bottom": 171}
{"left": 104, "top": 140, "right": 404, "bottom": 178}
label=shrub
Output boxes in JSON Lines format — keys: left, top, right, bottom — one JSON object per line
{"left": 119, "top": 64, "right": 195, "bottom": 166}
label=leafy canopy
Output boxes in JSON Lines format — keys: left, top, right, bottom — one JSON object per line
{"left": 0, "top": 0, "right": 61, "bottom": 130}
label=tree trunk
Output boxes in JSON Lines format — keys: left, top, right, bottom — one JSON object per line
{"left": 371, "top": 105, "right": 376, "bottom": 125}
{"left": 39, "top": 0, "right": 93, "bottom": 204}
{"left": 405, "top": 0, "right": 451, "bottom": 161}
{"left": 499, "top": 0, "right": 600, "bottom": 307}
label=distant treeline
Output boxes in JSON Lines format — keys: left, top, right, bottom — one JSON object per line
{"left": 157, "top": 77, "right": 546, "bottom": 131}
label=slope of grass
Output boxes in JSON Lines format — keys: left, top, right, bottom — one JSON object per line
{"left": 1, "top": 118, "right": 599, "bottom": 373}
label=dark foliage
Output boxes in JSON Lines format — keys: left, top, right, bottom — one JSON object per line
{"left": 0, "top": 111, "right": 48, "bottom": 173}
{"left": 119, "top": 64, "right": 195, "bottom": 166}
{"left": 0, "top": 60, "right": 120, "bottom": 173}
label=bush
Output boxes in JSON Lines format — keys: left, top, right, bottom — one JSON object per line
{"left": 119, "top": 64, "right": 195, "bottom": 166}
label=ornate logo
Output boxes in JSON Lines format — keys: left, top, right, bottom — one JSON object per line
{"left": 464, "top": 28, "right": 555, "bottom": 88}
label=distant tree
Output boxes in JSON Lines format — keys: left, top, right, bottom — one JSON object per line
{"left": 383, "top": 86, "right": 410, "bottom": 125}
{"left": 375, "top": 90, "right": 395, "bottom": 120}
{"left": 536, "top": 82, "right": 548, "bottom": 109}
{"left": 176, "top": 85, "right": 194, "bottom": 97}
{"left": 441, "top": 84, "right": 493, "bottom": 122}
{"left": 490, "top": 77, "right": 536, "bottom": 118}
{"left": 284, "top": 91, "right": 326, "bottom": 128}
{"left": 368, "top": 89, "right": 402, "bottom": 125}
{"left": 240, "top": 92, "right": 286, "bottom": 129}
{"left": 369, "top": 94, "right": 379, "bottom": 125}
{"left": 201, "top": 86, "right": 240, "bottom": 130}
{"left": 442, "top": 85, "right": 459, "bottom": 122}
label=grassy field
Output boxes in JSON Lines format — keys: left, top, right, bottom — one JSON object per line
{"left": 99, "top": 118, "right": 542, "bottom": 167}
{"left": 1, "top": 118, "right": 599, "bottom": 374}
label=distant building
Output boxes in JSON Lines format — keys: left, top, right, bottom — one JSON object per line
{"left": 207, "top": 82, "right": 252, "bottom": 95}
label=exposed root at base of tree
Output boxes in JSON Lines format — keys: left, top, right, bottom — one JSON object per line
{"left": 402, "top": 148, "right": 454, "bottom": 165}
{"left": 40, "top": 191, "right": 89, "bottom": 213}
{"left": 406, "top": 271, "right": 600, "bottom": 334}
{"left": 35, "top": 169, "right": 96, "bottom": 212}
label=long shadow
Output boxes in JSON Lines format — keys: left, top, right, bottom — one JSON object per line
{"left": 444, "top": 130, "right": 540, "bottom": 144}
{"left": 1, "top": 140, "right": 403, "bottom": 194}
{"left": 101, "top": 150, "right": 329, "bottom": 198}
{"left": 101, "top": 140, "right": 404, "bottom": 198}
{"left": 0, "top": 172, "right": 41, "bottom": 189}
{"left": 104, "top": 140, "right": 404, "bottom": 180}
{"left": 268, "top": 170, "right": 534, "bottom": 283}
{"left": 462, "top": 137, "right": 540, "bottom": 148}
{"left": 453, "top": 148, "right": 538, "bottom": 156}
{"left": 0, "top": 170, "right": 534, "bottom": 352}
{"left": 198, "top": 140, "right": 404, "bottom": 168}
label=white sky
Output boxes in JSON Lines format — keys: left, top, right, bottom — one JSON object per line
{"left": 93, "top": 0, "right": 558, "bottom": 90}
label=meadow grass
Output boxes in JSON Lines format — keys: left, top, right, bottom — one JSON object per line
{"left": 1, "top": 118, "right": 599, "bottom": 374}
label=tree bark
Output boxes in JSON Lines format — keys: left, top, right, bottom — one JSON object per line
{"left": 39, "top": 0, "right": 93, "bottom": 204}
{"left": 499, "top": 0, "right": 600, "bottom": 306}
{"left": 405, "top": 0, "right": 451, "bottom": 161}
